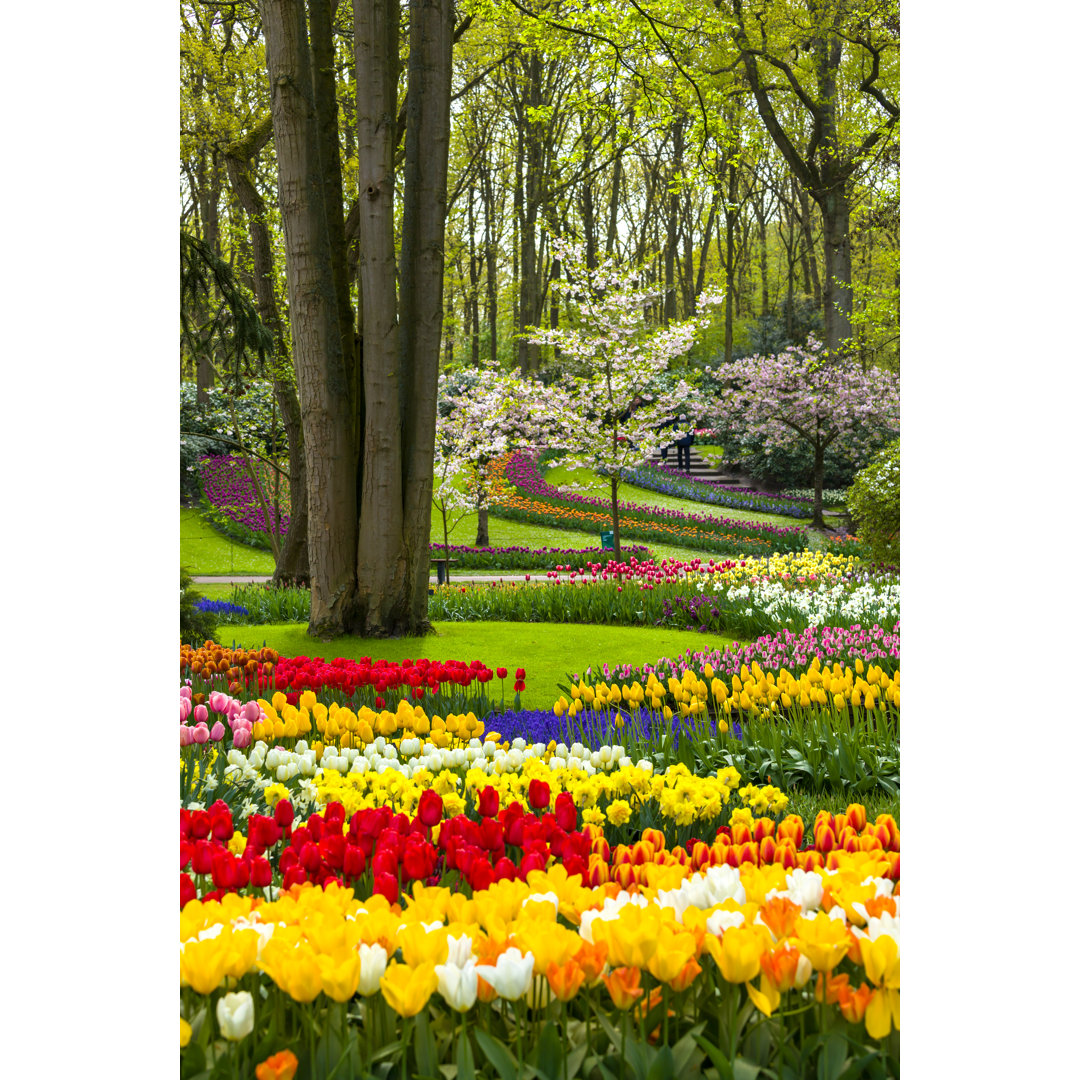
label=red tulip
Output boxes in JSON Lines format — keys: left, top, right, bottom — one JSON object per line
{"left": 299, "top": 842, "right": 322, "bottom": 874}
{"left": 497, "top": 668, "right": 508, "bottom": 679}
{"left": 468, "top": 859, "right": 495, "bottom": 891}
{"left": 192, "top": 840, "right": 216, "bottom": 876}
{"left": 343, "top": 845, "right": 367, "bottom": 879}
{"left": 477, "top": 786, "right": 500, "bottom": 818}
{"left": 274, "top": 800, "right": 295, "bottom": 829}
{"left": 554, "top": 792, "right": 577, "bottom": 833}
{"left": 515, "top": 668, "right": 525, "bottom": 680}
{"left": 282, "top": 866, "right": 307, "bottom": 890}
{"left": 181, "top": 873, "right": 197, "bottom": 908}
{"left": 528, "top": 780, "right": 551, "bottom": 811}
{"left": 180, "top": 841, "right": 192, "bottom": 871}
{"left": 417, "top": 790, "right": 444, "bottom": 828}
{"left": 250, "top": 857, "right": 272, "bottom": 887}
{"left": 188, "top": 810, "right": 211, "bottom": 840}
{"left": 373, "top": 871, "right": 398, "bottom": 903}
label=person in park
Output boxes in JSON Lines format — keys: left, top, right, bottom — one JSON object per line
{"left": 674, "top": 415, "right": 693, "bottom": 470}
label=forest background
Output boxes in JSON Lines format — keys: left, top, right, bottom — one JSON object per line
{"left": 2, "top": 2, "right": 1077, "bottom": 1079}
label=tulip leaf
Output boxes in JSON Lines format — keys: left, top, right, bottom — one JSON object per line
{"left": 455, "top": 1029, "right": 477, "bottom": 1080}
{"left": 817, "top": 1033, "right": 848, "bottom": 1080}
{"left": 534, "top": 1022, "right": 563, "bottom": 1080}
{"left": 671, "top": 1023, "right": 706, "bottom": 1074}
{"left": 693, "top": 1034, "right": 733, "bottom": 1080}
{"left": 836, "top": 1048, "right": 880, "bottom": 1080}
{"left": 414, "top": 1011, "right": 438, "bottom": 1079}
{"left": 731, "top": 1059, "right": 765, "bottom": 1080}
{"left": 647, "top": 1045, "right": 675, "bottom": 1080}
{"left": 475, "top": 1030, "right": 522, "bottom": 1080}
{"left": 565, "top": 1041, "right": 589, "bottom": 1080}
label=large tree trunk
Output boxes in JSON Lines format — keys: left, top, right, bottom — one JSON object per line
{"left": 262, "top": 0, "right": 358, "bottom": 636}
{"left": 812, "top": 439, "right": 826, "bottom": 529}
{"left": 724, "top": 161, "right": 737, "bottom": 363}
{"left": 821, "top": 189, "right": 853, "bottom": 353}
{"left": 394, "top": 0, "right": 452, "bottom": 627}
{"left": 224, "top": 119, "right": 310, "bottom": 584}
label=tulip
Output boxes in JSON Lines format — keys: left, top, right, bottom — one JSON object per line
{"left": 180, "top": 1016, "right": 191, "bottom": 1048}
{"left": 417, "top": 789, "right": 444, "bottom": 828}
{"left": 357, "top": 943, "right": 388, "bottom": 996}
{"left": 703, "top": 926, "right": 764, "bottom": 985}
{"left": 795, "top": 913, "right": 851, "bottom": 972}
{"left": 192, "top": 723, "right": 210, "bottom": 744}
{"left": 380, "top": 961, "right": 439, "bottom": 1017}
{"left": 317, "top": 952, "right": 363, "bottom": 1003}
{"left": 256, "top": 1050, "right": 299, "bottom": 1080}
{"left": 194, "top": 704, "right": 208, "bottom": 724}
{"left": 180, "top": 725, "right": 194, "bottom": 747}
{"left": 210, "top": 721, "right": 227, "bottom": 742}
{"left": 477, "top": 786, "right": 500, "bottom": 818}
{"left": 434, "top": 958, "right": 478, "bottom": 1012}
{"left": 602, "top": 966, "right": 644, "bottom": 1010}
{"left": 528, "top": 779, "right": 551, "bottom": 811}
{"left": 233, "top": 726, "right": 252, "bottom": 749}
{"left": 475, "top": 947, "right": 534, "bottom": 1001}
{"left": 216, "top": 991, "right": 255, "bottom": 1041}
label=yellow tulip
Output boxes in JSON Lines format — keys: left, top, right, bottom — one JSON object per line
{"left": 794, "top": 914, "right": 851, "bottom": 972}
{"left": 380, "top": 962, "right": 439, "bottom": 1017}
{"left": 703, "top": 927, "right": 765, "bottom": 985}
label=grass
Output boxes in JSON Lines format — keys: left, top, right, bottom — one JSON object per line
{"left": 208, "top": 621, "right": 734, "bottom": 711}
{"left": 181, "top": 508, "right": 275, "bottom": 576}
{"left": 785, "top": 787, "right": 899, "bottom": 825}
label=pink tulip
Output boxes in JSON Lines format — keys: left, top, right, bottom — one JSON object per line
{"left": 210, "top": 721, "right": 227, "bottom": 742}
{"left": 180, "top": 699, "right": 191, "bottom": 722}
{"left": 193, "top": 722, "right": 210, "bottom": 744}
{"left": 240, "top": 701, "right": 261, "bottom": 723}
{"left": 180, "top": 686, "right": 192, "bottom": 700}
{"left": 180, "top": 725, "right": 194, "bottom": 747}
{"left": 232, "top": 726, "right": 252, "bottom": 749}
{"left": 194, "top": 704, "right": 208, "bottom": 724}
{"left": 209, "top": 691, "right": 229, "bottom": 715}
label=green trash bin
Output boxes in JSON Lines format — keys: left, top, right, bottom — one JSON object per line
{"left": 600, "top": 530, "right": 615, "bottom": 550}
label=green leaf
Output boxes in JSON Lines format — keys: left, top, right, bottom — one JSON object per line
{"left": 732, "top": 1060, "right": 765, "bottom": 1080}
{"left": 475, "top": 1029, "right": 521, "bottom": 1080}
{"left": 456, "top": 1029, "right": 477, "bottom": 1080}
{"left": 817, "top": 1033, "right": 849, "bottom": 1080}
{"left": 565, "top": 1041, "right": 589, "bottom": 1080}
{"left": 671, "top": 1023, "right": 706, "bottom": 1075}
{"left": 647, "top": 1045, "right": 675, "bottom": 1080}
{"left": 694, "top": 1034, "right": 733, "bottom": 1080}
{"left": 534, "top": 1022, "right": 562, "bottom": 1080}
{"left": 415, "top": 1010, "right": 438, "bottom": 1079}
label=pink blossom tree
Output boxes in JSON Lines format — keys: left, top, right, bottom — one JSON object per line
{"left": 526, "top": 240, "right": 721, "bottom": 560}
{"left": 433, "top": 369, "right": 571, "bottom": 576}
{"left": 716, "top": 339, "right": 900, "bottom": 527}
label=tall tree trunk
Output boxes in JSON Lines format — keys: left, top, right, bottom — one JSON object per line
{"left": 261, "top": 0, "right": 358, "bottom": 635}
{"left": 481, "top": 152, "right": 498, "bottom": 366}
{"left": 224, "top": 115, "right": 310, "bottom": 584}
{"left": 812, "top": 439, "right": 825, "bottom": 529}
{"left": 724, "top": 161, "right": 737, "bottom": 363}
{"left": 795, "top": 179, "right": 819, "bottom": 305}
{"left": 821, "top": 189, "right": 853, "bottom": 353}
{"left": 664, "top": 118, "right": 683, "bottom": 324}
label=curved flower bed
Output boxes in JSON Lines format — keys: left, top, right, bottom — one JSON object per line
{"left": 490, "top": 451, "right": 807, "bottom": 555}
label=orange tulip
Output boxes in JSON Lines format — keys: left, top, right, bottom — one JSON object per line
{"left": 774, "top": 838, "right": 798, "bottom": 871}
{"left": 777, "top": 814, "right": 804, "bottom": 848}
{"left": 256, "top": 1050, "right": 300, "bottom": 1080}
{"left": 603, "top": 966, "right": 644, "bottom": 1010}
{"left": 574, "top": 940, "right": 609, "bottom": 984}
{"left": 837, "top": 981, "right": 873, "bottom": 1024}
{"left": 668, "top": 956, "right": 703, "bottom": 993}
{"left": 846, "top": 804, "right": 867, "bottom": 832}
{"left": 546, "top": 960, "right": 586, "bottom": 1002}
{"left": 758, "top": 896, "right": 801, "bottom": 942}
{"left": 641, "top": 827, "right": 666, "bottom": 852}
{"left": 752, "top": 818, "right": 775, "bottom": 843}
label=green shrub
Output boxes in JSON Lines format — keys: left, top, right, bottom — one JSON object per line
{"left": 846, "top": 440, "right": 900, "bottom": 563}
{"left": 180, "top": 570, "right": 219, "bottom": 645}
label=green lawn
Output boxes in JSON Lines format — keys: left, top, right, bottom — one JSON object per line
{"left": 209, "top": 621, "right": 733, "bottom": 711}
{"left": 181, "top": 508, "right": 276, "bottom": 575}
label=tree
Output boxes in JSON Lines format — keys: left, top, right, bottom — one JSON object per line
{"left": 716, "top": 337, "right": 898, "bottom": 526}
{"left": 433, "top": 368, "right": 571, "bottom": 572}
{"left": 258, "top": 0, "right": 458, "bottom": 638}
{"left": 721, "top": 0, "right": 899, "bottom": 354}
{"left": 846, "top": 438, "right": 899, "bottom": 562}
{"left": 526, "top": 240, "right": 720, "bottom": 560}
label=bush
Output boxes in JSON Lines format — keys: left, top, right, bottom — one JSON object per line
{"left": 180, "top": 570, "right": 219, "bottom": 645}
{"left": 847, "top": 439, "right": 900, "bottom": 563}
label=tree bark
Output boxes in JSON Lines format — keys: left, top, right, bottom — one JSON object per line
{"left": 261, "top": 0, "right": 358, "bottom": 633}
{"left": 224, "top": 116, "right": 310, "bottom": 584}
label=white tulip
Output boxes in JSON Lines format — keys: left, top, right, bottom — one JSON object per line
{"left": 216, "top": 991, "right": 254, "bottom": 1041}
{"left": 435, "top": 959, "right": 478, "bottom": 1012}
{"left": 475, "top": 947, "right": 534, "bottom": 1001}
{"left": 357, "top": 943, "right": 388, "bottom": 996}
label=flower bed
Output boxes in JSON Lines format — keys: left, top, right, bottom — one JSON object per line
{"left": 617, "top": 463, "right": 818, "bottom": 519}
{"left": 489, "top": 451, "right": 808, "bottom": 555}
{"left": 180, "top": 646, "right": 900, "bottom": 1077}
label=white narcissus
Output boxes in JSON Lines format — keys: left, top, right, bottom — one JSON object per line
{"left": 216, "top": 990, "right": 255, "bottom": 1041}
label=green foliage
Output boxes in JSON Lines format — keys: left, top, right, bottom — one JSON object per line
{"left": 847, "top": 440, "right": 900, "bottom": 564}
{"left": 735, "top": 296, "right": 824, "bottom": 359}
{"left": 180, "top": 570, "right": 218, "bottom": 646}
{"left": 180, "top": 381, "right": 288, "bottom": 498}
